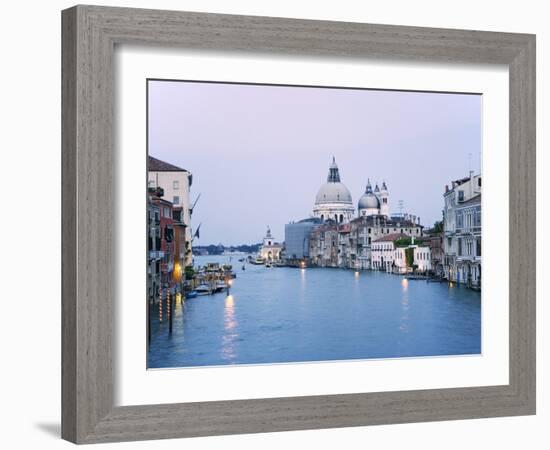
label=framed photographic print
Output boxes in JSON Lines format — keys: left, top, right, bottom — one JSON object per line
{"left": 62, "top": 5, "right": 536, "bottom": 444}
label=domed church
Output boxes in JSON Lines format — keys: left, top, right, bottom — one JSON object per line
{"left": 358, "top": 179, "right": 390, "bottom": 218}
{"left": 313, "top": 157, "right": 355, "bottom": 223}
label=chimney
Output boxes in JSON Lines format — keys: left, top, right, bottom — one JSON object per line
{"left": 445, "top": 185, "right": 449, "bottom": 193}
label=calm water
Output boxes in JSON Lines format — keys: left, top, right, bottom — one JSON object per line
{"left": 148, "top": 255, "right": 481, "bottom": 368}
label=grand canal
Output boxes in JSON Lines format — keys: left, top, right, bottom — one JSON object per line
{"left": 148, "top": 255, "right": 481, "bottom": 368}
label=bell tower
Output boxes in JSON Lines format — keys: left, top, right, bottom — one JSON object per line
{"left": 379, "top": 181, "right": 390, "bottom": 218}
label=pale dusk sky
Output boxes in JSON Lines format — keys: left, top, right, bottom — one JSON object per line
{"left": 148, "top": 80, "right": 481, "bottom": 246}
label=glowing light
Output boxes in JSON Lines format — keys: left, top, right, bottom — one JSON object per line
{"left": 225, "top": 295, "right": 234, "bottom": 308}
{"left": 300, "top": 261, "right": 306, "bottom": 269}
{"left": 158, "top": 288, "right": 163, "bottom": 322}
{"left": 227, "top": 279, "right": 233, "bottom": 287}
{"left": 401, "top": 278, "right": 408, "bottom": 291}
{"left": 354, "top": 271, "right": 360, "bottom": 277}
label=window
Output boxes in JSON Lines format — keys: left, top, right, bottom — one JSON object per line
{"left": 476, "top": 237, "right": 482, "bottom": 256}
{"left": 163, "top": 207, "right": 170, "bottom": 217}
{"left": 458, "top": 238, "right": 462, "bottom": 256}
{"left": 148, "top": 180, "right": 155, "bottom": 188}
{"left": 458, "top": 190, "right": 464, "bottom": 202}
{"left": 173, "top": 196, "right": 180, "bottom": 205}
{"left": 173, "top": 180, "right": 179, "bottom": 190}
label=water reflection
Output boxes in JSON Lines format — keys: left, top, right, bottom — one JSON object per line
{"left": 148, "top": 255, "right": 481, "bottom": 368}
{"left": 221, "top": 295, "right": 238, "bottom": 362}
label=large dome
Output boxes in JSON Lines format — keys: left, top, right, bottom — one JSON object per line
{"left": 315, "top": 182, "right": 353, "bottom": 205}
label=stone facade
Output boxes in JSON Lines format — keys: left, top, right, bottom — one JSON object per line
{"left": 442, "top": 173, "right": 482, "bottom": 289}
{"left": 309, "top": 216, "right": 423, "bottom": 269}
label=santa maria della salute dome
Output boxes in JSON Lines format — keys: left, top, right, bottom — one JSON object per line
{"left": 313, "top": 158, "right": 390, "bottom": 223}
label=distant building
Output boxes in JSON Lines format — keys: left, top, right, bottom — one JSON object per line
{"left": 148, "top": 156, "right": 193, "bottom": 266}
{"left": 423, "top": 225, "right": 444, "bottom": 277}
{"left": 443, "top": 173, "right": 482, "bottom": 288}
{"left": 309, "top": 222, "right": 340, "bottom": 268}
{"left": 350, "top": 215, "right": 423, "bottom": 269}
{"left": 259, "top": 227, "right": 283, "bottom": 262}
{"left": 371, "top": 233, "right": 403, "bottom": 271}
{"left": 284, "top": 218, "right": 322, "bottom": 265}
{"left": 371, "top": 234, "right": 430, "bottom": 274}
{"left": 358, "top": 179, "right": 390, "bottom": 218}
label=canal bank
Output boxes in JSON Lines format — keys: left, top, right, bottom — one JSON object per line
{"left": 148, "top": 255, "right": 481, "bottom": 368}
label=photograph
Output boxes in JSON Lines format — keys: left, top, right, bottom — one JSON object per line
{"left": 146, "top": 79, "right": 482, "bottom": 369}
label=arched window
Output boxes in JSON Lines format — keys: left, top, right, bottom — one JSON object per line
{"left": 339, "top": 214, "right": 344, "bottom": 223}
{"left": 321, "top": 214, "right": 324, "bottom": 221}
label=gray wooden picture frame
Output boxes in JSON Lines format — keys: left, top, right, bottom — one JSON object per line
{"left": 62, "top": 5, "right": 536, "bottom": 444}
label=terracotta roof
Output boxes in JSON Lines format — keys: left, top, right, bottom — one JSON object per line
{"left": 148, "top": 156, "right": 188, "bottom": 172}
{"left": 373, "top": 232, "right": 406, "bottom": 243}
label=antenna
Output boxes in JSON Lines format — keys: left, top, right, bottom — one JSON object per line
{"left": 468, "top": 152, "right": 472, "bottom": 173}
{"left": 398, "top": 200, "right": 405, "bottom": 216}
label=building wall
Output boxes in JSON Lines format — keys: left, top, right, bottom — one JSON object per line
{"left": 284, "top": 220, "right": 321, "bottom": 261}
{"left": 148, "top": 170, "right": 193, "bottom": 265}
{"left": 371, "top": 241, "right": 395, "bottom": 271}
{"left": 443, "top": 173, "right": 482, "bottom": 288}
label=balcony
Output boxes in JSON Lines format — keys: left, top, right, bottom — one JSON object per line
{"left": 149, "top": 250, "right": 164, "bottom": 260}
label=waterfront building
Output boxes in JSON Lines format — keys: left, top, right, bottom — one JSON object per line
{"left": 349, "top": 215, "right": 423, "bottom": 269}
{"left": 150, "top": 193, "right": 175, "bottom": 289}
{"left": 312, "top": 157, "right": 355, "bottom": 223}
{"left": 371, "top": 233, "right": 402, "bottom": 271}
{"left": 172, "top": 206, "right": 187, "bottom": 291}
{"left": 148, "top": 156, "right": 193, "bottom": 266}
{"left": 309, "top": 222, "right": 340, "bottom": 267}
{"left": 147, "top": 195, "right": 162, "bottom": 304}
{"left": 259, "top": 226, "right": 283, "bottom": 262}
{"left": 284, "top": 218, "right": 322, "bottom": 265}
{"left": 442, "top": 172, "right": 482, "bottom": 288}
{"left": 423, "top": 224, "right": 444, "bottom": 277}
{"left": 393, "top": 244, "right": 431, "bottom": 274}
{"left": 371, "top": 234, "right": 431, "bottom": 273}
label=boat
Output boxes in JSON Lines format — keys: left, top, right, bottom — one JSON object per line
{"left": 195, "top": 284, "right": 212, "bottom": 296}
{"left": 250, "top": 256, "right": 265, "bottom": 265}
{"left": 215, "top": 280, "right": 228, "bottom": 292}
{"left": 185, "top": 290, "right": 198, "bottom": 299}
{"left": 265, "top": 261, "right": 273, "bottom": 268}
{"left": 242, "top": 265, "right": 246, "bottom": 271}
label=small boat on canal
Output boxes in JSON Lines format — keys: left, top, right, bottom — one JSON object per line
{"left": 195, "top": 284, "right": 212, "bottom": 296}
{"left": 185, "top": 290, "right": 198, "bottom": 299}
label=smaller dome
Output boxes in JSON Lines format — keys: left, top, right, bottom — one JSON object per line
{"left": 358, "top": 193, "right": 380, "bottom": 210}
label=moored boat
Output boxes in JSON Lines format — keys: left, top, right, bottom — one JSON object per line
{"left": 195, "top": 284, "right": 212, "bottom": 295}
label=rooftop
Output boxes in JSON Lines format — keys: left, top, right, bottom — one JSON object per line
{"left": 148, "top": 156, "right": 188, "bottom": 172}
{"left": 457, "top": 193, "right": 482, "bottom": 207}
{"left": 373, "top": 233, "right": 406, "bottom": 243}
